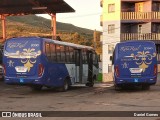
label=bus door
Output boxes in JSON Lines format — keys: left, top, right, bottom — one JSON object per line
{"left": 75, "top": 49, "right": 81, "bottom": 83}
{"left": 87, "top": 51, "right": 93, "bottom": 83}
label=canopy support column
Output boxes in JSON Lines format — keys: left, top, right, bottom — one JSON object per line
{"left": 51, "top": 13, "right": 56, "bottom": 40}
{"left": 1, "top": 15, "right": 6, "bottom": 42}
{"left": 0, "top": 15, "right": 6, "bottom": 42}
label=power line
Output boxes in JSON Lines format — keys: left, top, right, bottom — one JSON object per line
{"left": 58, "top": 12, "right": 101, "bottom": 19}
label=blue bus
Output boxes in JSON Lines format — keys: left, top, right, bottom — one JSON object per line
{"left": 3, "top": 37, "right": 99, "bottom": 91}
{"left": 112, "top": 41, "right": 157, "bottom": 90}
{"left": 0, "top": 45, "right": 3, "bottom": 80}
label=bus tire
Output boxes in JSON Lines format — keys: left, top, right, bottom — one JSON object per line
{"left": 86, "top": 76, "right": 96, "bottom": 87}
{"left": 114, "top": 84, "right": 121, "bottom": 91}
{"left": 141, "top": 85, "right": 150, "bottom": 90}
{"left": 86, "top": 82, "right": 94, "bottom": 87}
{"left": 30, "top": 85, "right": 43, "bottom": 91}
{"left": 59, "top": 79, "right": 69, "bottom": 92}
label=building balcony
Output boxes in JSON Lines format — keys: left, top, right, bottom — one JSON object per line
{"left": 121, "top": 12, "right": 160, "bottom": 22}
{"left": 121, "top": 33, "right": 160, "bottom": 41}
{"left": 100, "top": 0, "right": 103, "bottom": 7}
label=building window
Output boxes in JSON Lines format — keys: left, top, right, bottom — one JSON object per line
{"left": 108, "top": 4, "right": 115, "bottom": 13}
{"left": 154, "top": 3, "right": 160, "bottom": 11}
{"left": 108, "top": 24, "right": 115, "bottom": 34}
{"left": 156, "top": 44, "right": 160, "bottom": 63}
{"left": 153, "top": 24, "right": 156, "bottom": 32}
{"left": 157, "top": 3, "right": 160, "bottom": 11}
{"left": 108, "top": 44, "right": 114, "bottom": 54}
{"left": 157, "top": 25, "right": 160, "bottom": 33}
{"left": 138, "top": 24, "right": 142, "bottom": 34}
{"left": 108, "top": 64, "right": 112, "bottom": 73}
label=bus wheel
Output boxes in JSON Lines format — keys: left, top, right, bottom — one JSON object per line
{"left": 85, "top": 76, "right": 95, "bottom": 87}
{"left": 86, "top": 82, "right": 94, "bottom": 87}
{"left": 30, "top": 85, "right": 43, "bottom": 91}
{"left": 114, "top": 84, "right": 121, "bottom": 91}
{"left": 59, "top": 79, "right": 69, "bottom": 92}
{"left": 142, "top": 85, "right": 150, "bottom": 90}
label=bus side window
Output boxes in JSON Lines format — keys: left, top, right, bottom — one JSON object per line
{"left": 60, "top": 45, "right": 66, "bottom": 62}
{"left": 66, "top": 46, "right": 70, "bottom": 63}
{"left": 82, "top": 49, "right": 87, "bottom": 64}
{"left": 50, "top": 43, "right": 56, "bottom": 62}
{"left": 69, "top": 47, "right": 74, "bottom": 63}
{"left": 56, "top": 45, "right": 61, "bottom": 62}
{"left": 45, "top": 43, "right": 51, "bottom": 61}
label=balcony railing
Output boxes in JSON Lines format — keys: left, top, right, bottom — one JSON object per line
{"left": 100, "top": 0, "right": 103, "bottom": 7}
{"left": 121, "top": 33, "right": 160, "bottom": 41}
{"left": 121, "top": 12, "right": 160, "bottom": 20}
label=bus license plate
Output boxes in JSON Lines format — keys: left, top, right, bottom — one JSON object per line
{"left": 134, "top": 78, "right": 138, "bottom": 82}
{"left": 130, "top": 68, "right": 142, "bottom": 73}
{"left": 15, "top": 66, "right": 28, "bottom": 72}
{"left": 20, "top": 78, "right": 24, "bottom": 83}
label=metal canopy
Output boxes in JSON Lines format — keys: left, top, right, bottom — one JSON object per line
{"left": 0, "top": 0, "right": 75, "bottom": 16}
{"left": 0, "top": 0, "right": 75, "bottom": 42}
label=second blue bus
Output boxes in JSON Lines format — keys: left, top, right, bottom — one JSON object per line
{"left": 112, "top": 41, "right": 157, "bottom": 90}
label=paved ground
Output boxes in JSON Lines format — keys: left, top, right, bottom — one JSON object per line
{"left": 0, "top": 80, "right": 160, "bottom": 120}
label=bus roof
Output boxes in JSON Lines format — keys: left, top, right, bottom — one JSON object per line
{"left": 6, "top": 37, "right": 94, "bottom": 51}
{"left": 117, "top": 40, "right": 155, "bottom": 45}
{"left": 46, "top": 39, "right": 94, "bottom": 51}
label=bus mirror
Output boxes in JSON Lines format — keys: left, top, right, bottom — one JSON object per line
{"left": 110, "top": 56, "right": 113, "bottom": 61}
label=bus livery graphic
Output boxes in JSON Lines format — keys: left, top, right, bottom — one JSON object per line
{"left": 20, "top": 48, "right": 41, "bottom": 72}
{"left": 5, "top": 48, "right": 41, "bottom": 72}
{"left": 130, "top": 51, "right": 156, "bottom": 72}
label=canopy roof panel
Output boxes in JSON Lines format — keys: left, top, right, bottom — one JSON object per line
{"left": 0, "top": 0, "right": 75, "bottom": 16}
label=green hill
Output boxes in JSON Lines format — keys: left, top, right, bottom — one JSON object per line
{"left": 7, "top": 15, "right": 94, "bottom": 34}
{"left": 0, "top": 15, "right": 102, "bottom": 54}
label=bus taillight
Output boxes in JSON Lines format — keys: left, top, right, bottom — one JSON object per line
{"left": 38, "top": 64, "right": 44, "bottom": 77}
{"left": 115, "top": 65, "right": 120, "bottom": 77}
{"left": 154, "top": 64, "right": 157, "bottom": 76}
{"left": 3, "top": 64, "right": 6, "bottom": 76}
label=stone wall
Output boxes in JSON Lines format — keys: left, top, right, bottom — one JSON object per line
{"left": 102, "top": 73, "right": 113, "bottom": 82}
{"left": 158, "top": 64, "right": 160, "bottom": 73}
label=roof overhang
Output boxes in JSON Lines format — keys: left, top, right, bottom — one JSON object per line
{"left": 0, "top": 0, "right": 75, "bottom": 16}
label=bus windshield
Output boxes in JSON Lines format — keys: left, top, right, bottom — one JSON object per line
{"left": 4, "top": 39, "right": 41, "bottom": 59}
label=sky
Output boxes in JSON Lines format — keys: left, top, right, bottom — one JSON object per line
{"left": 37, "top": 0, "right": 102, "bottom": 31}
